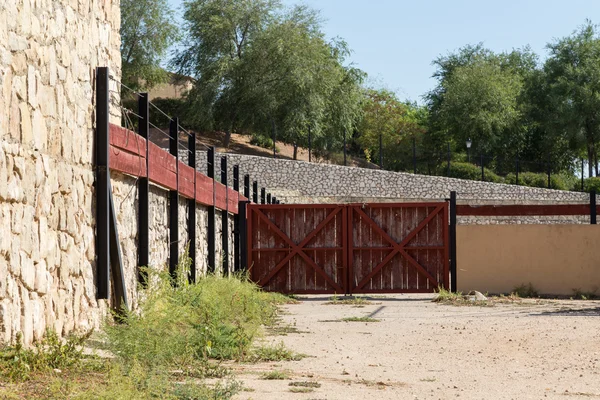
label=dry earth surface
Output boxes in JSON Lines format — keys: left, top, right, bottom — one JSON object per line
{"left": 232, "top": 294, "right": 600, "bottom": 400}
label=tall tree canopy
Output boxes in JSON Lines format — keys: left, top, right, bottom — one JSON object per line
{"left": 544, "top": 21, "right": 600, "bottom": 176}
{"left": 120, "top": 0, "right": 179, "bottom": 90}
{"left": 174, "top": 0, "right": 364, "bottom": 149}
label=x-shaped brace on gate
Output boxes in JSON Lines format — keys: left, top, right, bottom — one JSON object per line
{"left": 255, "top": 207, "right": 344, "bottom": 293}
{"left": 352, "top": 205, "right": 442, "bottom": 291}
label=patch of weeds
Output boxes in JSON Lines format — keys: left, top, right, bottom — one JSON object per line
{"left": 249, "top": 342, "right": 306, "bottom": 362}
{"left": 326, "top": 296, "right": 373, "bottom": 307}
{"left": 433, "top": 287, "right": 492, "bottom": 307}
{"left": 572, "top": 289, "right": 600, "bottom": 300}
{"left": 512, "top": 283, "right": 539, "bottom": 298}
{"left": 242, "top": 386, "right": 256, "bottom": 392}
{"left": 261, "top": 369, "right": 290, "bottom": 380}
{"left": 265, "top": 320, "right": 309, "bottom": 336}
{"left": 341, "top": 316, "right": 379, "bottom": 322}
{"left": 289, "top": 387, "right": 314, "bottom": 393}
{"left": 420, "top": 377, "right": 436, "bottom": 382}
{"left": 0, "top": 329, "right": 92, "bottom": 382}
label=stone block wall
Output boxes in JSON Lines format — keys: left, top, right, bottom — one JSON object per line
{"left": 197, "top": 153, "right": 594, "bottom": 224}
{"left": 0, "top": 0, "right": 121, "bottom": 345}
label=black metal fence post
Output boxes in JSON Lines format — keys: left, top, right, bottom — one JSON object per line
{"left": 252, "top": 181, "right": 258, "bottom": 203}
{"left": 244, "top": 175, "right": 250, "bottom": 199}
{"left": 239, "top": 172, "right": 249, "bottom": 272}
{"left": 272, "top": 120, "right": 276, "bottom": 158}
{"left": 343, "top": 129, "right": 347, "bottom": 166}
{"left": 480, "top": 154, "right": 484, "bottom": 181}
{"left": 207, "top": 147, "right": 216, "bottom": 273}
{"left": 449, "top": 191, "right": 457, "bottom": 293}
{"left": 221, "top": 156, "right": 229, "bottom": 275}
{"left": 95, "top": 67, "right": 110, "bottom": 299}
{"left": 515, "top": 157, "right": 519, "bottom": 185}
{"left": 188, "top": 132, "right": 197, "bottom": 283}
{"left": 412, "top": 137, "right": 416, "bottom": 174}
{"left": 547, "top": 156, "right": 551, "bottom": 189}
{"left": 261, "top": 188, "right": 266, "bottom": 204}
{"left": 233, "top": 165, "right": 240, "bottom": 273}
{"left": 582, "top": 158, "right": 585, "bottom": 191}
{"left": 308, "top": 126, "right": 312, "bottom": 163}
{"left": 169, "top": 118, "right": 179, "bottom": 282}
{"left": 591, "top": 190, "right": 597, "bottom": 225}
{"left": 447, "top": 143, "right": 451, "bottom": 177}
{"left": 137, "top": 92, "right": 149, "bottom": 286}
{"left": 267, "top": 193, "right": 272, "bottom": 204}
{"left": 379, "top": 133, "right": 383, "bottom": 169}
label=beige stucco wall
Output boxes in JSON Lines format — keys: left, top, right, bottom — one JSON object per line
{"left": 457, "top": 225, "right": 600, "bottom": 296}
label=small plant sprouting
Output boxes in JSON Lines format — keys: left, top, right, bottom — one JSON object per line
{"left": 512, "top": 283, "right": 539, "bottom": 298}
{"left": 260, "top": 370, "right": 290, "bottom": 380}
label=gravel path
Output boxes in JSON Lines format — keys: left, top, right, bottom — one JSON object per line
{"left": 233, "top": 294, "right": 600, "bottom": 400}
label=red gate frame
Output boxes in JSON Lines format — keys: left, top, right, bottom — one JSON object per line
{"left": 347, "top": 203, "right": 449, "bottom": 294}
{"left": 247, "top": 204, "right": 347, "bottom": 294}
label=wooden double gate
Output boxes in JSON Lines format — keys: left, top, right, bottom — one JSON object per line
{"left": 248, "top": 203, "right": 449, "bottom": 294}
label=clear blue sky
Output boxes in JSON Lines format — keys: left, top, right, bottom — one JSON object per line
{"left": 167, "top": 0, "right": 600, "bottom": 103}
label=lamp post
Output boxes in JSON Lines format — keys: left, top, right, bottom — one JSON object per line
{"left": 466, "top": 138, "right": 472, "bottom": 163}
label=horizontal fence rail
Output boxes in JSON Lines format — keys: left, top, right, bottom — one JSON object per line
{"left": 109, "top": 124, "right": 246, "bottom": 214}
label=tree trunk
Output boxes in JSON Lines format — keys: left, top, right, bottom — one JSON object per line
{"left": 588, "top": 142, "right": 594, "bottom": 178}
{"left": 223, "top": 129, "right": 232, "bottom": 148}
{"left": 293, "top": 143, "right": 298, "bottom": 160}
{"left": 595, "top": 150, "right": 598, "bottom": 177}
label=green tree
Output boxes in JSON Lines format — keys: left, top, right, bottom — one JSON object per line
{"left": 357, "top": 89, "right": 425, "bottom": 170}
{"left": 175, "top": 0, "right": 364, "bottom": 153}
{"left": 544, "top": 20, "right": 600, "bottom": 176}
{"left": 120, "top": 0, "right": 179, "bottom": 90}
{"left": 174, "top": 0, "right": 280, "bottom": 147}
{"left": 438, "top": 58, "right": 523, "bottom": 155}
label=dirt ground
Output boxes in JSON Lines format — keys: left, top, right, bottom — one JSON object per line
{"left": 232, "top": 294, "right": 600, "bottom": 400}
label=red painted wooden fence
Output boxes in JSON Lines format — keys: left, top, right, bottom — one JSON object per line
{"left": 248, "top": 203, "right": 449, "bottom": 294}
{"left": 108, "top": 124, "right": 245, "bottom": 213}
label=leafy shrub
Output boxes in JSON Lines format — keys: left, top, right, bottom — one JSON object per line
{"left": 442, "top": 162, "right": 504, "bottom": 183}
{"left": 584, "top": 177, "right": 600, "bottom": 193}
{"left": 250, "top": 133, "right": 276, "bottom": 150}
{"left": 105, "top": 268, "right": 284, "bottom": 369}
{"left": 0, "top": 330, "right": 91, "bottom": 382}
{"left": 505, "top": 172, "right": 568, "bottom": 190}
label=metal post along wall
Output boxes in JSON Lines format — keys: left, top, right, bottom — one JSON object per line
{"left": 233, "top": 165, "right": 240, "bottom": 272}
{"left": 221, "top": 156, "right": 229, "bottom": 275}
{"left": 207, "top": 147, "right": 216, "bottom": 273}
{"left": 168, "top": 118, "right": 179, "bottom": 282}
{"left": 187, "top": 131, "right": 197, "bottom": 283}
{"left": 137, "top": 91, "right": 149, "bottom": 285}
{"left": 449, "top": 191, "right": 457, "bottom": 292}
{"left": 95, "top": 67, "right": 109, "bottom": 299}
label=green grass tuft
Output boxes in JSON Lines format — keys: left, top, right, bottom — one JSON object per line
{"left": 249, "top": 342, "right": 306, "bottom": 362}
{"left": 261, "top": 370, "right": 290, "bottom": 380}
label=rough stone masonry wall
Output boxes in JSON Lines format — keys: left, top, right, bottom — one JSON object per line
{"left": 199, "top": 153, "right": 593, "bottom": 224}
{"left": 0, "top": 0, "right": 121, "bottom": 345}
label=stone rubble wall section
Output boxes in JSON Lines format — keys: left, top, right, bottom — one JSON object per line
{"left": 0, "top": 0, "right": 120, "bottom": 345}
{"left": 194, "top": 152, "right": 594, "bottom": 224}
